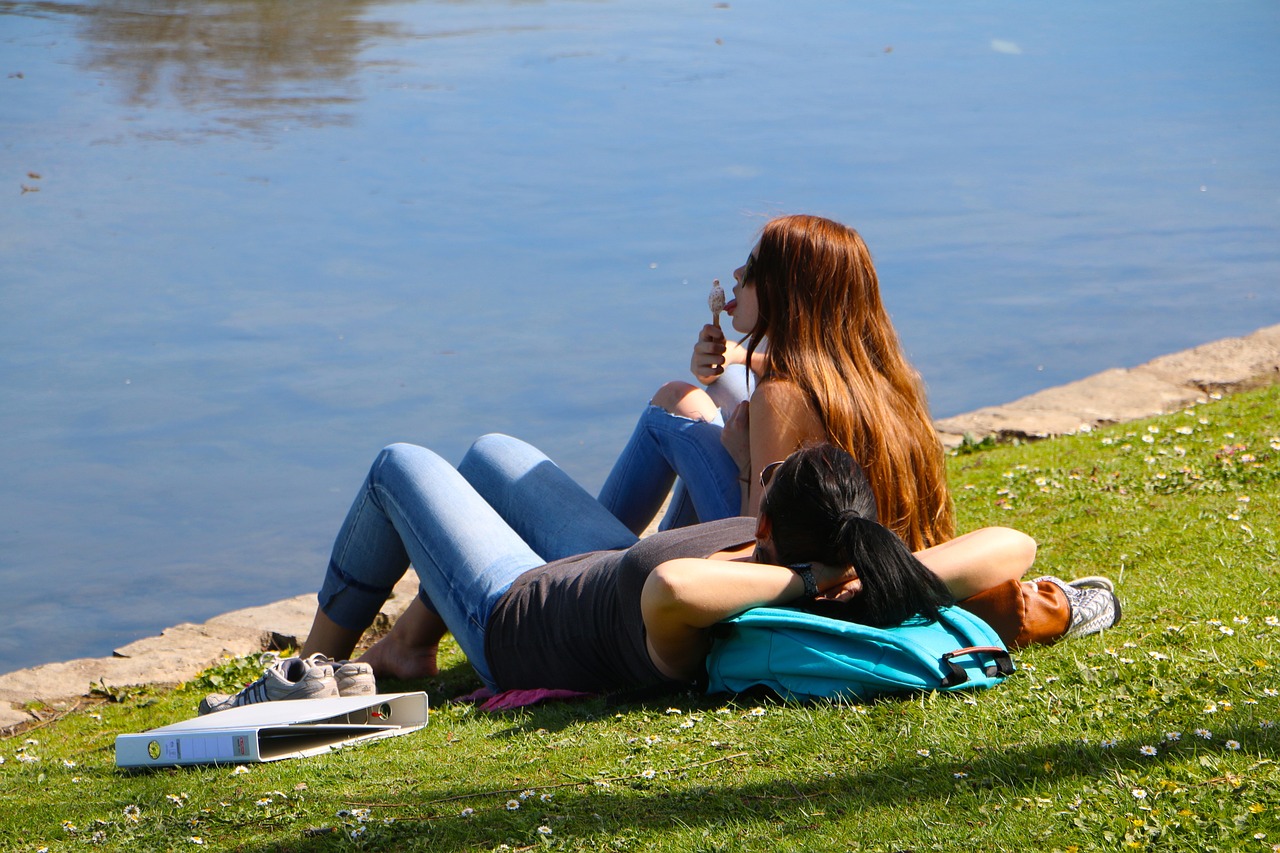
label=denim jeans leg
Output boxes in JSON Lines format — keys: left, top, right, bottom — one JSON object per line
{"left": 598, "top": 405, "right": 742, "bottom": 534}
{"left": 659, "top": 479, "right": 700, "bottom": 530}
{"left": 318, "top": 443, "right": 544, "bottom": 689}
{"left": 660, "top": 400, "right": 728, "bottom": 530}
{"left": 458, "top": 433, "right": 638, "bottom": 562}
{"left": 596, "top": 406, "right": 680, "bottom": 534}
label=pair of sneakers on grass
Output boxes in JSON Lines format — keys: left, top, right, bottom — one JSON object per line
{"left": 197, "top": 652, "right": 376, "bottom": 715}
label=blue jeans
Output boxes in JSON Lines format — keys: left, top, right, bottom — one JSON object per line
{"left": 660, "top": 364, "right": 754, "bottom": 528}
{"left": 459, "top": 434, "right": 639, "bottom": 561}
{"left": 597, "top": 391, "right": 745, "bottom": 534}
{"left": 317, "top": 440, "right": 636, "bottom": 689}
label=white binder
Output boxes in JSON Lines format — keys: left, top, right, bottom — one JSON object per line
{"left": 114, "top": 692, "right": 428, "bottom": 768}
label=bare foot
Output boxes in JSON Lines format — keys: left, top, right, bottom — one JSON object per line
{"left": 358, "top": 631, "right": 440, "bottom": 681}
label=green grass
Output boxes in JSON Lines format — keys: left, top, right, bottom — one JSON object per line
{"left": 3, "top": 386, "right": 1278, "bottom": 852}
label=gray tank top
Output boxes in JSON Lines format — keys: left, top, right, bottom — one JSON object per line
{"left": 484, "top": 517, "right": 756, "bottom": 692}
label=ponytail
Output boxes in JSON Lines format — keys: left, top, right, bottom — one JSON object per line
{"left": 812, "top": 516, "right": 952, "bottom": 627}
{"left": 762, "top": 443, "right": 954, "bottom": 628}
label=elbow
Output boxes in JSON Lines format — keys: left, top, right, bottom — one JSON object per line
{"left": 1017, "top": 529, "right": 1038, "bottom": 568}
{"left": 964, "top": 526, "right": 1037, "bottom": 584}
{"left": 642, "top": 560, "right": 722, "bottom": 631}
{"left": 641, "top": 563, "right": 686, "bottom": 623}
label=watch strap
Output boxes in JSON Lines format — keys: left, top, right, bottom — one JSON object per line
{"left": 789, "top": 563, "right": 819, "bottom": 598}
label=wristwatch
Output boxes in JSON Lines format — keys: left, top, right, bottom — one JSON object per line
{"left": 788, "top": 563, "right": 819, "bottom": 598}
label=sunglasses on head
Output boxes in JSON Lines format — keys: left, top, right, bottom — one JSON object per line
{"left": 759, "top": 459, "right": 785, "bottom": 488}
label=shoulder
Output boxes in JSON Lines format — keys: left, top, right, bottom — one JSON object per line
{"left": 750, "top": 378, "right": 825, "bottom": 437}
{"left": 752, "top": 376, "right": 807, "bottom": 405}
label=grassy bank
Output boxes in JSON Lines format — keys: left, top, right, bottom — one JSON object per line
{"left": 3, "top": 385, "right": 1277, "bottom": 852}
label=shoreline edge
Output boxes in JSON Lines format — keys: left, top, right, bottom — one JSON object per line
{"left": 3, "top": 323, "right": 1278, "bottom": 733}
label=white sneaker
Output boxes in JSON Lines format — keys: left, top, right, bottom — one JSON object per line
{"left": 307, "top": 653, "right": 377, "bottom": 697}
{"left": 198, "top": 655, "right": 338, "bottom": 715}
{"left": 1036, "top": 576, "right": 1121, "bottom": 640}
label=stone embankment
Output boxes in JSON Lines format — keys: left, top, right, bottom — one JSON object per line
{"left": 933, "top": 324, "right": 1280, "bottom": 448}
{"left": 3, "top": 324, "right": 1278, "bottom": 734}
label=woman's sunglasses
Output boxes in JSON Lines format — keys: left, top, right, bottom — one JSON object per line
{"left": 759, "top": 460, "right": 785, "bottom": 488}
{"left": 741, "top": 252, "right": 757, "bottom": 283}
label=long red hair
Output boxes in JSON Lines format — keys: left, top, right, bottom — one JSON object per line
{"left": 744, "top": 215, "right": 954, "bottom": 550}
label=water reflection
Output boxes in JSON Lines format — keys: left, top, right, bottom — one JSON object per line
{"left": 3, "top": 0, "right": 1278, "bottom": 678}
{"left": 6, "top": 0, "right": 409, "bottom": 131}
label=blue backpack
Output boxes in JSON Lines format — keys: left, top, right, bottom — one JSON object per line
{"left": 704, "top": 604, "right": 1014, "bottom": 703}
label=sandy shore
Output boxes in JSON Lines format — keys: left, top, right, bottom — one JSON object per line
{"left": 3, "top": 323, "right": 1278, "bottom": 734}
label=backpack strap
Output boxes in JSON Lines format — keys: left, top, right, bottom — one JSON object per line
{"left": 930, "top": 607, "right": 1014, "bottom": 687}
{"left": 939, "top": 645, "right": 1016, "bottom": 687}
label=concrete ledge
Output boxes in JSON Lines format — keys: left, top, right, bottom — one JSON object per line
{"left": 934, "top": 324, "right": 1280, "bottom": 447}
{"left": 4, "top": 322, "right": 1279, "bottom": 734}
{"left": 0, "top": 573, "right": 420, "bottom": 733}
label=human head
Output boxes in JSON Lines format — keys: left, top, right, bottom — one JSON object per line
{"left": 740, "top": 213, "right": 956, "bottom": 553}
{"left": 740, "top": 214, "right": 886, "bottom": 363}
{"left": 757, "top": 443, "right": 954, "bottom": 627}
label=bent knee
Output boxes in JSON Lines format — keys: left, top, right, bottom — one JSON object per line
{"left": 999, "top": 528, "right": 1038, "bottom": 576}
{"left": 375, "top": 442, "right": 436, "bottom": 478}
{"left": 461, "top": 433, "right": 546, "bottom": 477}
{"left": 381, "top": 442, "right": 424, "bottom": 461}
{"left": 651, "top": 380, "right": 699, "bottom": 410}
{"left": 468, "top": 433, "right": 518, "bottom": 456}
{"left": 651, "top": 381, "right": 718, "bottom": 421}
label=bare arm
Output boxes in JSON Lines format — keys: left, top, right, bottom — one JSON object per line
{"left": 717, "top": 340, "right": 767, "bottom": 377}
{"left": 641, "top": 557, "right": 854, "bottom": 681}
{"left": 915, "top": 527, "right": 1037, "bottom": 600}
{"left": 641, "top": 528, "right": 1036, "bottom": 681}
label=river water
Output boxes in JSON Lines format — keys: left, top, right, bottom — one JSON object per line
{"left": 2, "top": 0, "right": 1278, "bottom": 674}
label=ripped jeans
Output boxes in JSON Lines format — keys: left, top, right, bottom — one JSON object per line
{"left": 597, "top": 364, "right": 753, "bottom": 533}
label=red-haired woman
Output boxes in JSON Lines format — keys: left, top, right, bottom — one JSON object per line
{"left": 596, "top": 214, "right": 952, "bottom": 552}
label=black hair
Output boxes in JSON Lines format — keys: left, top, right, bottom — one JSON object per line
{"left": 760, "top": 443, "right": 954, "bottom": 627}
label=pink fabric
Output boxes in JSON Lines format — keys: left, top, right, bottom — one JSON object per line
{"left": 454, "top": 686, "right": 595, "bottom": 711}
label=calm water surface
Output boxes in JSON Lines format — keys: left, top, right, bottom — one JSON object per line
{"left": 2, "top": 0, "right": 1278, "bottom": 674}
